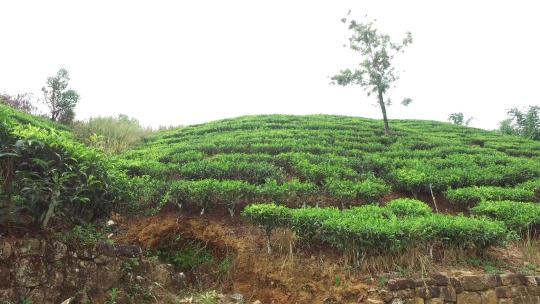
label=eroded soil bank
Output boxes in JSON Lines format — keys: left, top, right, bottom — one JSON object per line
{"left": 1, "top": 212, "right": 539, "bottom": 304}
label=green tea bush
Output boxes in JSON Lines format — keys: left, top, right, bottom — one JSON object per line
{"left": 471, "top": 201, "right": 540, "bottom": 234}
{"left": 446, "top": 186, "right": 535, "bottom": 207}
{"left": 243, "top": 203, "right": 509, "bottom": 256}
{"left": 385, "top": 198, "right": 432, "bottom": 217}
{"left": 0, "top": 105, "right": 122, "bottom": 227}
{"left": 518, "top": 178, "right": 540, "bottom": 199}
{"left": 324, "top": 177, "right": 390, "bottom": 202}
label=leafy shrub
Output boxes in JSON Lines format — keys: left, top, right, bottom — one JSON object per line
{"left": 257, "top": 179, "right": 318, "bottom": 206}
{"left": 243, "top": 203, "right": 509, "bottom": 256}
{"left": 73, "top": 115, "right": 153, "bottom": 154}
{"left": 518, "top": 178, "right": 540, "bottom": 199}
{"left": 241, "top": 203, "right": 291, "bottom": 237}
{"left": 324, "top": 177, "right": 390, "bottom": 202}
{"left": 385, "top": 198, "right": 432, "bottom": 217}
{"left": 1, "top": 105, "right": 121, "bottom": 227}
{"left": 446, "top": 186, "right": 535, "bottom": 207}
{"left": 472, "top": 201, "right": 540, "bottom": 234}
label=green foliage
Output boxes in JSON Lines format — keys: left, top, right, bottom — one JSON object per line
{"left": 158, "top": 241, "right": 214, "bottom": 271}
{"left": 448, "top": 112, "right": 473, "bottom": 126}
{"left": 331, "top": 15, "right": 413, "bottom": 134}
{"left": 243, "top": 203, "right": 509, "bottom": 256}
{"left": 446, "top": 186, "right": 536, "bottom": 207}
{"left": 118, "top": 114, "right": 540, "bottom": 209}
{"left": 241, "top": 203, "right": 291, "bottom": 236}
{"left": 59, "top": 224, "right": 110, "bottom": 248}
{"left": 42, "top": 68, "right": 79, "bottom": 124}
{"left": 499, "top": 106, "right": 540, "bottom": 141}
{"left": 518, "top": 178, "right": 540, "bottom": 199}
{"left": 0, "top": 104, "right": 121, "bottom": 227}
{"left": 73, "top": 115, "right": 152, "bottom": 154}
{"left": 385, "top": 198, "right": 432, "bottom": 217}
{"left": 471, "top": 201, "right": 540, "bottom": 234}
{"left": 324, "top": 177, "right": 390, "bottom": 202}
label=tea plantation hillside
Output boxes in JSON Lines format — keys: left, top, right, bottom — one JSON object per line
{"left": 118, "top": 114, "right": 540, "bottom": 215}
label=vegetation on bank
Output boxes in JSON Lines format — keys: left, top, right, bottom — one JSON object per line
{"left": 242, "top": 200, "right": 511, "bottom": 256}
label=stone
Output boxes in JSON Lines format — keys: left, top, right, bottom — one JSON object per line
{"left": 388, "top": 279, "right": 416, "bottom": 291}
{"left": 480, "top": 290, "right": 497, "bottom": 304}
{"left": 366, "top": 299, "right": 384, "bottom": 304}
{"left": 114, "top": 244, "right": 142, "bottom": 258}
{"left": 391, "top": 299, "right": 404, "bottom": 304}
{"left": 425, "top": 299, "right": 443, "bottom": 304}
{"left": 0, "top": 288, "right": 15, "bottom": 302}
{"left": 48, "top": 241, "right": 68, "bottom": 261}
{"left": 456, "top": 291, "right": 481, "bottom": 304}
{"left": 440, "top": 286, "right": 457, "bottom": 302}
{"left": 528, "top": 286, "right": 540, "bottom": 296}
{"left": 106, "top": 220, "right": 116, "bottom": 226}
{"left": 96, "top": 263, "right": 123, "bottom": 291}
{"left": 0, "top": 241, "right": 12, "bottom": 260}
{"left": 459, "top": 275, "right": 487, "bottom": 291}
{"left": 0, "top": 265, "right": 12, "bottom": 288}
{"left": 496, "top": 286, "right": 512, "bottom": 298}
{"left": 14, "top": 257, "right": 46, "bottom": 287}
{"left": 498, "top": 299, "right": 514, "bottom": 304}
{"left": 96, "top": 242, "right": 116, "bottom": 256}
{"left": 252, "top": 301, "right": 262, "bottom": 304}
{"left": 392, "top": 289, "right": 415, "bottom": 299}
{"left": 229, "top": 293, "right": 244, "bottom": 303}
{"left": 27, "top": 287, "right": 46, "bottom": 303}
{"left": 429, "top": 273, "right": 450, "bottom": 286}
{"left": 511, "top": 286, "right": 528, "bottom": 297}
{"left": 415, "top": 286, "right": 440, "bottom": 299}
{"left": 526, "top": 276, "right": 539, "bottom": 287}
{"left": 93, "top": 255, "right": 111, "bottom": 265}
{"left": 501, "top": 274, "right": 523, "bottom": 286}
{"left": 450, "top": 277, "right": 464, "bottom": 294}
{"left": 485, "top": 275, "right": 502, "bottom": 288}
{"left": 14, "top": 239, "right": 42, "bottom": 256}
{"left": 60, "top": 297, "right": 74, "bottom": 304}
{"left": 405, "top": 298, "right": 424, "bottom": 304}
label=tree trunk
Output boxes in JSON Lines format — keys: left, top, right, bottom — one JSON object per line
{"left": 377, "top": 89, "right": 390, "bottom": 135}
{"left": 42, "top": 193, "right": 59, "bottom": 228}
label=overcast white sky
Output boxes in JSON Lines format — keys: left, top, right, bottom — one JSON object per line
{"left": 1, "top": 1, "right": 539, "bottom": 129}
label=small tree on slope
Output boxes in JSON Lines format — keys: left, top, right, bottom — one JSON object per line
{"left": 42, "top": 68, "right": 80, "bottom": 124}
{"left": 332, "top": 15, "right": 413, "bottom": 135}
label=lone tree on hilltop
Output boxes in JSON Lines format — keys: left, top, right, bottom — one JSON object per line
{"left": 332, "top": 14, "right": 413, "bottom": 135}
{"left": 448, "top": 112, "right": 473, "bottom": 126}
{"left": 42, "top": 68, "right": 80, "bottom": 124}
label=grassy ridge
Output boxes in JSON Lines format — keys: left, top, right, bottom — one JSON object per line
{"left": 118, "top": 114, "right": 540, "bottom": 212}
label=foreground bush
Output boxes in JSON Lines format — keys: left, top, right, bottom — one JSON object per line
{"left": 472, "top": 201, "right": 540, "bottom": 235}
{"left": 446, "top": 186, "right": 535, "bottom": 207}
{"left": 0, "top": 105, "right": 120, "bottom": 227}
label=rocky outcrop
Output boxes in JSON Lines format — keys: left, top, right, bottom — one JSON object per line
{"left": 379, "top": 273, "right": 540, "bottom": 304}
{"left": 0, "top": 238, "right": 176, "bottom": 304}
